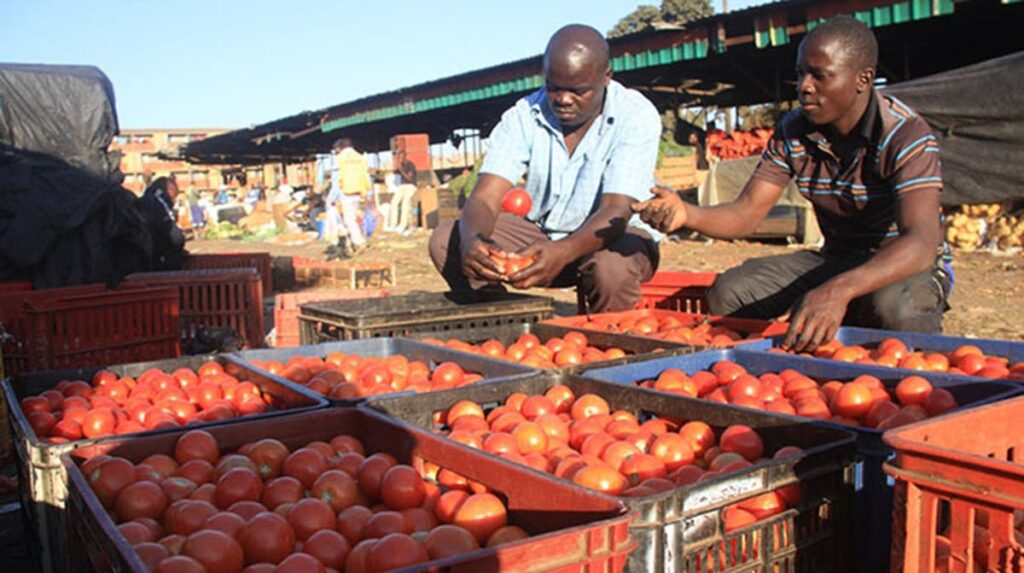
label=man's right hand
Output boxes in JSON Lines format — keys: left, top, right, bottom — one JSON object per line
{"left": 461, "top": 236, "right": 504, "bottom": 283}
{"left": 632, "top": 186, "right": 688, "bottom": 234}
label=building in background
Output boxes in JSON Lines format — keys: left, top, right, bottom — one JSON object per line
{"left": 112, "top": 128, "right": 316, "bottom": 194}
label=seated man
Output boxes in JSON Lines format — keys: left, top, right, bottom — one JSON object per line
{"left": 634, "top": 16, "right": 950, "bottom": 351}
{"left": 429, "top": 24, "right": 661, "bottom": 312}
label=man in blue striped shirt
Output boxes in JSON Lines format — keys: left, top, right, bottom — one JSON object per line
{"left": 428, "top": 24, "right": 662, "bottom": 311}
{"left": 635, "top": 16, "right": 951, "bottom": 352}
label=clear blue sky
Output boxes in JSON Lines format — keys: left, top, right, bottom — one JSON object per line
{"left": 1, "top": 0, "right": 763, "bottom": 129}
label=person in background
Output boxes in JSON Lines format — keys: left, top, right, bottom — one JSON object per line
{"left": 386, "top": 149, "right": 417, "bottom": 235}
{"left": 428, "top": 24, "right": 662, "bottom": 312}
{"left": 186, "top": 184, "right": 204, "bottom": 228}
{"left": 330, "top": 138, "right": 371, "bottom": 253}
{"left": 634, "top": 15, "right": 950, "bottom": 352}
{"left": 271, "top": 177, "right": 299, "bottom": 230}
{"left": 140, "top": 176, "right": 185, "bottom": 270}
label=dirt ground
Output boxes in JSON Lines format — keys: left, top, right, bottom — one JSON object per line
{"left": 188, "top": 228, "right": 1024, "bottom": 342}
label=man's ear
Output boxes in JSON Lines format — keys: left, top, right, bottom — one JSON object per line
{"left": 603, "top": 65, "right": 612, "bottom": 86}
{"left": 857, "top": 68, "right": 876, "bottom": 93}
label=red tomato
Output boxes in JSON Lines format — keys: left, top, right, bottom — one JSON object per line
{"left": 719, "top": 425, "right": 765, "bottom": 462}
{"left": 379, "top": 465, "right": 426, "bottom": 510}
{"left": 214, "top": 468, "right": 263, "bottom": 509}
{"left": 181, "top": 528, "right": 244, "bottom": 573}
{"left": 501, "top": 187, "right": 532, "bottom": 217}
{"left": 287, "top": 498, "right": 337, "bottom": 541}
{"left": 366, "top": 532, "right": 429, "bottom": 571}
{"left": 174, "top": 430, "right": 219, "bottom": 465}
{"left": 302, "top": 529, "right": 351, "bottom": 570}
{"left": 423, "top": 524, "right": 479, "bottom": 559}
{"left": 310, "top": 469, "right": 360, "bottom": 513}
{"left": 165, "top": 500, "right": 219, "bottom": 536}
{"left": 237, "top": 512, "right": 296, "bottom": 565}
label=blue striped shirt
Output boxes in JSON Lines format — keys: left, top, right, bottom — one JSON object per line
{"left": 481, "top": 80, "right": 662, "bottom": 241}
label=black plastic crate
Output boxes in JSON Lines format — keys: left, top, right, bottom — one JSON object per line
{"left": 584, "top": 348, "right": 1022, "bottom": 573}
{"left": 62, "top": 408, "right": 634, "bottom": 573}
{"left": 409, "top": 321, "right": 694, "bottom": 374}
{"left": 230, "top": 337, "right": 537, "bottom": 406}
{"left": 298, "top": 290, "right": 553, "bottom": 343}
{"left": 365, "top": 372, "right": 859, "bottom": 573}
{"left": 4, "top": 354, "right": 326, "bottom": 573}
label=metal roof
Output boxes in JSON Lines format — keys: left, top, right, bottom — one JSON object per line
{"left": 183, "top": 0, "right": 1022, "bottom": 164}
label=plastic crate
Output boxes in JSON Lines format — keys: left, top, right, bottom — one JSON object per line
{"left": 409, "top": 321, "right": 694, "bottom": 374}
{"left": 183, "top": 251, "right": 273, "bottom": 295}
{"left": 61, "top": 407, "right": 635, "bottom": 573}
{"left": 125, "top": 268, "right": 266, "bottom": 352}
{"left": 232, "top": 337, "right": 536, "bottom": 406}
{"left": 584, "top": 348, "right": 1021, "bottom": 573}
{"left": 292, "top": 256, "right": 396, "bottom": 289}
{"left": 575, "top": 271, "right": 717, "bottom": 314}
{"left": 272, "top": 288, "right": 390, "bottom": 347}
{"left": 884, "top": 395, "right": 1024, "bottom": 572}
{"left": 767, "top": 325, "right": 1024, "bottom": 382}
{"left": 299, "top": 290, "right": 554, "bottom": 343}
{"left": 366, "top": 372, "right": 859, "bottom": 573}
{"left": 543, "top": 308, "right": 788, "bottom": 349}
{"left": 3, "top": 355, "right": 326, "bottom": 573}
{"left": 0, "top": 280, "right": 32, "bottom": 293}
{"left": 1, "top": 285, "right": 179, "bottom": 376}
{"left": 637, "top": 271, "right": 718, "bottom": 313}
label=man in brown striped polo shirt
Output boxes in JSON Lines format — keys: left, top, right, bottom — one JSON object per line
{"left": 634, "top": 15, "right": 951, "bottom": 352}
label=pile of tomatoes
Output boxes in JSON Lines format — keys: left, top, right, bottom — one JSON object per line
{"left": 436, "top": 385, "right": 803, "bottom": 532}
{"left": 20, "top": 362, "right": 277, "bottom": 443}
{"left": 776, "top": 337, "right": 1024, "bottom": 381}
{"left": 81, "top": 428, "right": 527, "bottom": 573}
{"left": 556, "top": 313, "right": 753, "bottom": 347}
{"left": 422, "top": 331, "right": 630, "bottom": 368}
{"left": 636, "top": 360, "right": 960, "bottom": 430}
{"left": 250, "top": 353, "right": 482, "bottom": 400}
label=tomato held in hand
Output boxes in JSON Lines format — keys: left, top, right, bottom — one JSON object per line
{"left": 502, "top": 188, "right": 532, "bottom": 217}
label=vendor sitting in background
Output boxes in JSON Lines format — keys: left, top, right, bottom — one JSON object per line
{"left": 634, "top": 16, "right": 950, "bottom": 352}
{"left": 140, "top": 176, "right": 185, "bottom": 270}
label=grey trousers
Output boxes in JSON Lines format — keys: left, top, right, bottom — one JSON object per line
{"left": 428, "top": 214, "right": 659, "bottom": 312}
{"left": 707, "top": 249, "right": 952, "bottom": 333}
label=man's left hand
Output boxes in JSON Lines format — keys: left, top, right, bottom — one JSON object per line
{"left": 781, "top": 285, "right": 851, "bottom": 353}
{"left": 507, "top": 240, "right": 572, "bottom": 289}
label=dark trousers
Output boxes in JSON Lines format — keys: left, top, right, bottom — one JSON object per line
{"left": 428, "top": 214, "right": 659, "bottom": 312}
{"left": 707, "top": 250, "right": 951, "bottom": 333}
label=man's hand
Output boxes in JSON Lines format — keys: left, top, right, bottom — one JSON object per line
{"left": 632, "top": 186, "right": 688, "bottom": 234}
{"left": 507, "top": 240, "right": 572, "bottom": 289}
{"left": 781, "top": 284, "right": 852, "bottom": 353}
{"left": 460, "top": 236, "right": 504, "bottom": 283}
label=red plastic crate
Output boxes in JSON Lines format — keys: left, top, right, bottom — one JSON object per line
{"left": 125, "top": 268, "right": 265, "bottom": 351}
{"left": 544, "top": 308, "right": 788, "bottom": 349}
{"left": 0, "top": 280, "right": 32, "bottom": 293}
{"left": 884, "top": 395, "right": 1024, "bottom": 572}
{"left": 183, "top": 251, "right": 273, "bottom": 295}
{"left": 62, "top": 408, "right": 634, "bottom": 573}
{"left": 272, "top": 288, "right": 389, "bottom": 347}
{"left": 637, "top": 270, "right": 718, "bottom": 312}
{"left": 292, "top": 255, "right": 396, "bottom": 289}
{"left": 0, "top": 284, "right": 172, "bottom": 376}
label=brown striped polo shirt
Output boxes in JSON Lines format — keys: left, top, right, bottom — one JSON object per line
{"left": 751, "top": 90, "right": 948, "bottom": 261}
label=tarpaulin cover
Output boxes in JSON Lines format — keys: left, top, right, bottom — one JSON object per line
{"left": 0, "top": 63, "right": 154, "bottom": 288}
{"left": 0, "top": 63, "right": 122, "bottom": 183}
{"left": 882, "top": 51, "right": 1024, "bottom": 206}
{"left": 0, "top": 149, "right": 152, "bottom": 288}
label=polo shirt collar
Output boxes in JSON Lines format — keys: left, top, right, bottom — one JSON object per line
{"left": 804, "top": 88, "right": 882, "bottom": 149}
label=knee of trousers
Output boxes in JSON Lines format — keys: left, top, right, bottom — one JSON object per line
{"left": 706, "top": 267, "right": 747, "bottom": 316}
{"left": 869, "top": 278, "right": 944, "bottom": 331}
{"left": 579, "top": 255, "right": 642, "bottom": 299}
{"left": 428, "top": 220, "right": 457, "bottom": 269}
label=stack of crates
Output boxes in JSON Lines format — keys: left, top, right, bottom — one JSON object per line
{"left": 885, "top": 395, "right": 1024, "bottom": 572}
{"left": 271, "top": 289, "right": 389, "bottom": 347}
{"left": 182, "top": 251, "right": 273, "bottom": 295}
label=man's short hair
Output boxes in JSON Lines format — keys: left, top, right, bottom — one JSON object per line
{"left": 334, "top": 138, "right": 353, "bottom": 151}
{"left": 805, "top": 15, "right": 879, "bottom": 71}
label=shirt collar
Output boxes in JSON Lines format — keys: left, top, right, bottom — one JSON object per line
{"left": 804, "top": 88, "right": 881, "bottom": 149}
{"left": 531, "top": 79, "right": 620, "bottom": 138}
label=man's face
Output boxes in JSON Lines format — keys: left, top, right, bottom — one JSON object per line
{"left": 543, "top": 56, "right": 610, "bottom": 129}
{"left": 795, "top": 36, "right": 864, "bottom": 128}
{"left": 166, "top": 180, "right": 179, "bottom": 200}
